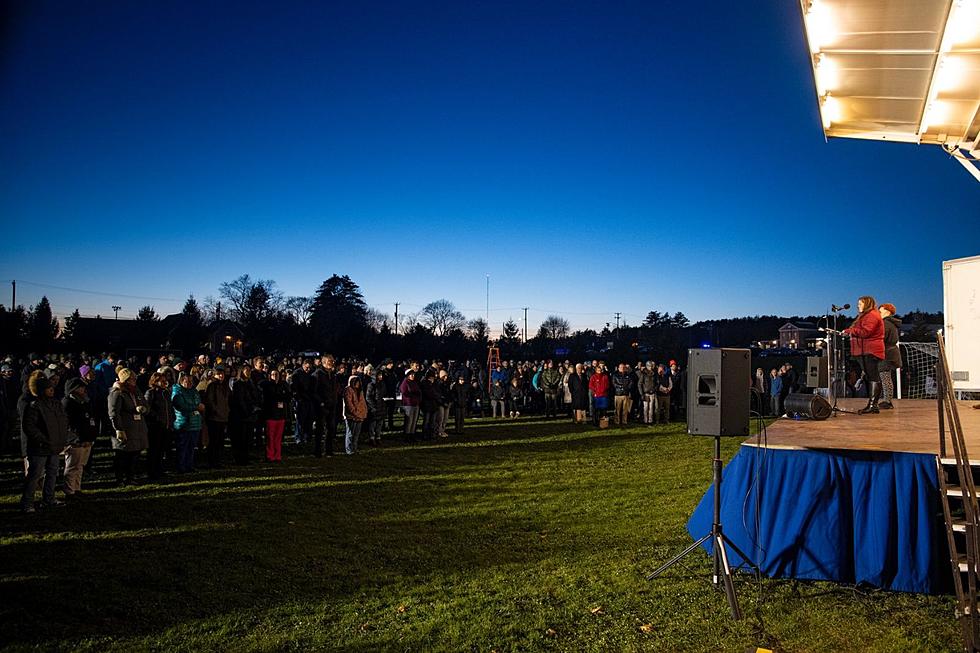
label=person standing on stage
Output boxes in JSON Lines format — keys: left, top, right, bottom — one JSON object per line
{"left": 877, "top": 303, "right": 902, "bottom": 410}
{"left": 844, "top": 296, "right": 886, "bottom": 414}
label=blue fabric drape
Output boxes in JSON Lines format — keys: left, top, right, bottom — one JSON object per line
{"left": 686, "top": 446, "right": 950, "bottom": 594}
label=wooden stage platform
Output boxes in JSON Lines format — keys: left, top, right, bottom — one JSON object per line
{"left": 743, "top": 398, "right": 980, "bottom": 456}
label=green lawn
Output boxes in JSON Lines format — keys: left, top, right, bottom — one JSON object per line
{"left": 0, "top": 418, "right": 959, "bottom": 652}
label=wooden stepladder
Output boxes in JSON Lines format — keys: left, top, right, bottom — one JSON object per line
{"left": 487, "top": 345, "right": 501, "bottom": 394}
{"left": 937, "top": 333, "right": 980, "bottom": 652}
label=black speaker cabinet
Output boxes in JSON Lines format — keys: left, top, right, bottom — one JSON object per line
{"left": 806, "top": 356, "right": 827, "bottom": 388}
{"left": 687, "top": 348, "right": 750, "bottom": 437}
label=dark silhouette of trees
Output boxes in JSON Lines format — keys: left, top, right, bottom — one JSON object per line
{"left": 310, "top": 274, "right": 370, "bottom": 354}
{"left": 421, "top": 299, "right": 465, "bottom": 336}
{"left": 27, "top": 296, "right": 59, "bottom": 350}
{"left": 61, "top": 309, "right": 81, "bottom": 345}
{"left": 538, "top": 315, "right": 570, "bottom": 340}
{"left": 137, "top": 305, "right": 159, "bottom": 321}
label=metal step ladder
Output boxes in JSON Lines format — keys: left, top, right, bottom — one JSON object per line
{"left": 938, "top": 456, "right": 980, "bottom": 635}
{"left": 937, "top": 334, "right": 979, "bottom": 651}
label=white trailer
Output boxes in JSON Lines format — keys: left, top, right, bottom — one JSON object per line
{"left": 943, "top": 255, "right": 980, "bottom": 394}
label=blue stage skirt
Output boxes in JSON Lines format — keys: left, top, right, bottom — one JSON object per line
{"left": 686, "top": 445, "right": 951, "bottom": 594}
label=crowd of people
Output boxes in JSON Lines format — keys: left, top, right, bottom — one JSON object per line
{"left": 1, "top": 350, "right": 688, "bottom": 514}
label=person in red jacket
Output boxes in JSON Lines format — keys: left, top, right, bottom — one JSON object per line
{"left": 589, "top": 365, "right": 611, "bottom": 427}
{"left": 844, "top": 295, "right": 886, "bottom": 414}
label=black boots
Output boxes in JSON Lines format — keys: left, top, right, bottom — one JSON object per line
{"left": 859, "top": 382, "right": 881, "bottom": 414}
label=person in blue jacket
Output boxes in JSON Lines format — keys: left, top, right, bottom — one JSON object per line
{"left": 769, "top": 368, "right": 784, "bottom": 417}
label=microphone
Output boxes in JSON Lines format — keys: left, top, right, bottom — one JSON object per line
{"left": 831, "top": 303, "right": 851, "bottom": 312}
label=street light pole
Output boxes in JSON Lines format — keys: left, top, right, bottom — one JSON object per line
{"left": 112, "top": 305, "right": 121, "bottom": 320}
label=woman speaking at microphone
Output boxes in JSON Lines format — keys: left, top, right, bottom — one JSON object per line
{"left": 843, "top": 296, "right": 886, "bottom": 414}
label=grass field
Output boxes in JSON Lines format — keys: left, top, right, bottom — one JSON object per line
{"left": 0, "top": 417, "right": 960, "bottom": 652}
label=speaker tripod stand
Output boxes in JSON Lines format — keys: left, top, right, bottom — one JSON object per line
{"left": 647, "top": 434, "right": 758, "bottom": 620}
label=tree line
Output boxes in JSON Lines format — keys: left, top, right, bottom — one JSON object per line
{"left": 0, "top": 274, "right": 945, "bottom": 362}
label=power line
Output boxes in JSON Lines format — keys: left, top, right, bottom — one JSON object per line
{"left": 4, "top": 279, "right": 177, "bottom": 302}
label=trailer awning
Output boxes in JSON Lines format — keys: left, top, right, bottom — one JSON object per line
{"left": 800, "top": 0, "right": 980, "bottom": 180}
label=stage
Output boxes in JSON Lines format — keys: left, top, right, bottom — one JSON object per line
{"left": 686, "top": 399, "right": 980, "bottom": 594}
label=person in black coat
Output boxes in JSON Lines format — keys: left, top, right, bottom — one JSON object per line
{"left": 230, "top": 367, "right": 262, "bottom": 465}
{"left": 365, "top": 371, "right": 386, "bottom": 446}
{"left": 451, "top": 374, "right": 471, "bottom": 435}
{"left": 313, "top": 355, "right": 340, "bottom": 456}
{"left": 878, "top": 303, "right": 903, "bottom": 410}
{"left": 288, "top": 360, "right": 315, "bottom": 447}
{"left": 20, "top": 371, "right": 70, "bottom": 512}
{"left": 62, "top": 377, "right": 98, "bottom": 497}
{"left": 144, "top": 372, "right": 174, "bottom": 480}
{"left": 567, "top": 364, "right": 589, "bottom": 423}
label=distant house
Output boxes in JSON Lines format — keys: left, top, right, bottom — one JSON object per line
{"left": 778, "top": 322, "right": 821, "bottom": 349}
{"left": 209, "top": 320, "right": 245, "bottom": 356}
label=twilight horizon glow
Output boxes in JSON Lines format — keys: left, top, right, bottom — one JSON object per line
{"left": 2, "top": 1, "right": 978, "bottom": 335}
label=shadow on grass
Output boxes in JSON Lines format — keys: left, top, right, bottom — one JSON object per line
{"left": 0, "top": 419, "right": 706, "bottom": 650}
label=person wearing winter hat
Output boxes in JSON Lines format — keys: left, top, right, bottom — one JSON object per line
{"left": 108, "top": 368, "right": 149, "bottom": 485}
{"left": 343, "top": 375, "right": 367, "bottom": 454}
{"left": 878, "top": 303, "right": 902, "bottom": 410}
{"left": 20, "top": 370, "right": 70, "bottom": 512}
{"left": 63, "top": 377, "right": 98, "bottom": 498}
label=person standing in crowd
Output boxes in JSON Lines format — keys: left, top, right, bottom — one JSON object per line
{"left": 540, "top": 360, "right": 562, "bottom": 419}
{"left": 171, "top": 372, "right": 203, "bottom": 473}
{"left": 400, "top": 369, "right": 421, "bottom": 440}
{"left": 638, "top": 362, "right": 657, "bottom": 425}
{"left": 507, "top": 375, "right": 524, "bottom": 419}
{"left": 844, "top": 295, "right": 886, "bottom": 415}
{"left": 230, "top": 366, "right": 261, "bottom": 465}
{"left": 654, "top": 363, "right": 673, "bottom": 424}
{"left": 91, "top": 352, "right": 118, "bottom": 435}
{"left": 20, "top": 370, "right": 69, "bottom": 512}
{"left": 364, "top": 369, "right": 386, "bottom": 446}
{"left": 289, "top": 359, "right": 315, "bottom": 446}
{"left": 204, "top": 365, "right": 231, "bottom": 468}
{"left": 108, "top": 368, "right": 149, "bottom": 486}
{"left": 382, "top": 360, "right": 398, "bottom": 432}
{"left": 669, "top": 360, "right": 685, "bottom": 420}
{"left": 62, "top": 377, "right": 97, "bottom": 498}
{"left": 877, "top": 303, "right": 902, "bottom": 410}
{"left": 261, "top": 369, "right": 288, "bottom": 461}
{"left": 490, "top": 379, "right": 507, "bottom": 418}
{"left": 451, "top": 373, "right": 470, "bottom": 435}
{"left": 770, "top": 368, "right": 784, "bottom": 417}
{"left": 144, "top": 372, "right": 174, "bottom": 480}
{"left": 1, "top": 364, "right": 17, "bottom": 455}
{"left": 435, "top": 369, "right": 452, "bottom": 438}
{"left": 611, "top": 363, "right": 633, "bottom": 426}
{"left": 420, "top": 369, "right": 439, "bottom": 439}
{"left": 313, "top": 355, "right": 340, "bottom": 457}
{"left": 343, "top": 375, "right": 367, "bottom": 454}
{"left": 588, "top": 364, "right": 610, "bottom": 427}
{"left": 568, "top": 363, "right": 589, "bottom": 423}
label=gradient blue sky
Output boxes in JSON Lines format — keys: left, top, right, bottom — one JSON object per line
{"left": 2, "top": 1, "right": 977, "bottom": 334}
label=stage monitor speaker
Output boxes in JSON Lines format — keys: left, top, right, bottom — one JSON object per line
{"left": 784, "top": 393, "right": 831, "bottom": 420}
{"left": 806, "top": 356, "right": 827, "bottom": 388}
{"left": 687, "top": 348, "right": 751, "bottom": 437}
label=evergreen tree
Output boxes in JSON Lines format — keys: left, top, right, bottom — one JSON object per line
{"left": 62, "top": 308, "right": 81, "bottom": 344}
{"left": 309, "top": 274, "right": 370, "bottom": 354}
{"left": 28, "top": 296, "right": 59, "bottom": 348}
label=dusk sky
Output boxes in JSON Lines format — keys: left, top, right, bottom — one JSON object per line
{"left": 2, "top": 1, "right": 978, "bottom": 334}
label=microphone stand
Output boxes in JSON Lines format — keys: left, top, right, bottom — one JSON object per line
{"left": 823, "top": 307, "right": 856, "bottom": 415}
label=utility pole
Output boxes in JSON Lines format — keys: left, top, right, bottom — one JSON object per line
{"left": 614, "top": 312, "right": 621, "bottom": 339}
{"left": 485, "top": 274, "right": 490, "bottom": 337}
{"left": 394, "top": 302, "right": 399, "bottom": 334}
{"left": 112, "top": 305, "right": 122, "bottom": 320}
{"left": 523, "top": 307, "right": 529, "bottom": 343}
{"left": 10, "top": 280, "right": 15, "bottom": 309}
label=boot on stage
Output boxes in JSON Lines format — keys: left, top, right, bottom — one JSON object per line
{"left": 859, "top": 382, "right": 881, "bottom": 415}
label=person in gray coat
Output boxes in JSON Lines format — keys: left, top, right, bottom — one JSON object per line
{"left": 108, "top": 368, "right": 149, "bottom": 485}
{"left": 20, "top": 370, "right": 70, "bottom": 512}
